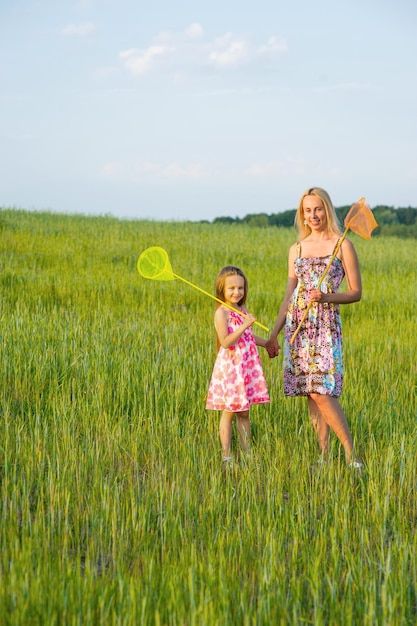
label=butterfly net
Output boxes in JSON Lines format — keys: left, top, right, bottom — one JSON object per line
{"left": 137, "top": 246, "right": 175, "bottom": 281}
{"left": 344, "top": 198, "right": 378, "bottom": 240}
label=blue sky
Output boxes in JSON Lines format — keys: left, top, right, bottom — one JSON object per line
{"left": 1, "top": 0, "right": 416, "bottom": 221}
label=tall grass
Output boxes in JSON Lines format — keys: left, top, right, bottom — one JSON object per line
{"left": 0, "top": 208, "right": 416, "bottom": 625}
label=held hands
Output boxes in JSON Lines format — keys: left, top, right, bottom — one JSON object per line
{"left": 242, "top": 314, "right": 279, "bottom": 358}
{"left": 265, "top": 337, "right": 280, "bottom": 359}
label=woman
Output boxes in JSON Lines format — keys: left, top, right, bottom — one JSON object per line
{"left": 266, "top": 187, "right": 363, "bottom": 468}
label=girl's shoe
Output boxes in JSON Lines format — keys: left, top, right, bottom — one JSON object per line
{"left": 222, "top": 456, "right": 234, "bottom": 470}
{"left": 310, "top": 456, "right": 328, "bottom": 472}
{"left": 348, "top": 460, "right": 364, "bottom": 470}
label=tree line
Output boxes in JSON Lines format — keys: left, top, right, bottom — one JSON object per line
{"left": 210, "top": 205, "right": 417, "bottom": 237}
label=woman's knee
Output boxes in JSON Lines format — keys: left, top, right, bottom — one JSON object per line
{"left": 309, "top": 393, "right": 326, "bottom": 406}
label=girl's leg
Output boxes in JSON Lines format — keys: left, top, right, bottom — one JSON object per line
{"left": 309, "top": 393, "right": 355, "bottom": 462}
{"left": 235, "top": 411, "right": 251, "bottom": 452}
{"left": 307, "top": 396, "right": 330, "bottom": 457}
{"left": 219, "top": 411, "right": 234, "bottom": 458}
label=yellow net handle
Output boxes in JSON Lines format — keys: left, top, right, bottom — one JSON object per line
{"left": 289, "top": 232, "right": 346, "bottom": 344}
{"left": 289, "top": 196, "right": 378, "bottom": 344}
{"left": 173, "top": 273, "right": 270, "bottom": 333}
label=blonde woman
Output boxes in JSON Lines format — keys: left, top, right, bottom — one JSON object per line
{"left": 266, "top": 187, "right": 363, "bottom": 469}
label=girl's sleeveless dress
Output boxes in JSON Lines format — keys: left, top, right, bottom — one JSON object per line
{"left": 206, "top": 307, "right": 270, "bottom": 412}
{"left": 284, "top": 242, "right": 345, "bottom": 397}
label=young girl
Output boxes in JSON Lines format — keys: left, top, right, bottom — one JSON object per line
{"left": 206, "top": 266, "right": 270, "bottom": 469}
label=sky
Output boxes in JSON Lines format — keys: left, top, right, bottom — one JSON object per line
{"left": 1, "top": 0, "right": 416, "bottom": 222}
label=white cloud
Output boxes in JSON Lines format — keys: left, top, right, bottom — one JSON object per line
{"left": 118, "top": 26, "right": 287, "bottom": 77}
{"left": 196, "top": 87, "right": 256, "bottom": 97}
{"left": 185, "top": 23, "right": 204, "bottom": 39}
{"left": 154, "top": 162, "right": 207, "bottom": 180}
{"left": 244, "top": 161, "right": 285, "bottom": 177}
{"left": 119, "top": 45, "right": 175, "bottom": 76}
{"left": 209, "top": 33, "right": 249, "bottom": 68}
{"left": 244, "top": 157, "right": 306, "bottom": 177}
{"left": 102, "top": 162, "right": 124, "bottom": 177}
{"left": 92, "top": 65, "right": 120, "bottom": 80}
{"left": 257, "top": 36, "right": 288, "bottom": 55}
{"left": 62, "top": 23, "right": 95, "bottom": 37}
{"left": 76, "top": 0, "right": 94, "bottom": 8}
{"left": 101, "top": 160, "right": 208, "bottom": 181}
{"left": 309, "top": 82, "right": 372, "bottom": 93}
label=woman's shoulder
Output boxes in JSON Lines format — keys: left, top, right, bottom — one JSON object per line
{"left": 339, "top": 237, "right": 359, "bottom": 265}
{"left": 341, "top": 236, "right": 355, "bottom": 247}
{"left": 340, "top": 237, "right": 356, "bottom": 253}
{"left": 288, "top": 241, "right": 299, "bottom": 257}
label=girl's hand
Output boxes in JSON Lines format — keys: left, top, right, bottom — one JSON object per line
{"left": 265, "top": 337, "right": 280, "bottom": 358}
{"left": 242, "top": 313, "right": 256, "bottom": 328}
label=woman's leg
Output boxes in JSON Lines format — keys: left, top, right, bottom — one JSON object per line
{"left": 235, "top": 411, "right": 251, "bottom": 452}
{"left": 309, "top": 393, "right": 355, "bottom": 462}
{"left": 219, "top": 411, "right": 234, "bottom": 458}
{"left": 308, "top": 396, "right": 330, "bottom": 457}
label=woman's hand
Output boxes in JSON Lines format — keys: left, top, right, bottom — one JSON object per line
{"left": 308, "top": 289, "right": 325, "bottom": 303}
{"left": 265, "top": 337, "right": 280, "bottom": 358}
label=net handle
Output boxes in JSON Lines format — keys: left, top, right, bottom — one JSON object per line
{"left": 289, "top": 228, "right": 348, "bottom": 345}
{"left": 172, "top": 272, "right": 270, "bottom": 333}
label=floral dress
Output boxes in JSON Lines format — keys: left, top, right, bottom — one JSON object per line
{"left": 206, "top": 307, "right": 270, "bottom": 412}
{"left": 284, "top": 242, "right": 345, "bottom": 397}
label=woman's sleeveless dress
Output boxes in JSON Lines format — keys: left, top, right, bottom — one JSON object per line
{"left": 206, "top": 307, "right": 270, "bottom": 412}
{"left": 284, "top": 242, "right": 345, "bottom": 397}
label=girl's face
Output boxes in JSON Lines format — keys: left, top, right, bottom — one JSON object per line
{"left": 302, "top": 195, "right": 328, "bottom": 232}
{"left": 223, "top": 274, "right": 245, "bottom": 307}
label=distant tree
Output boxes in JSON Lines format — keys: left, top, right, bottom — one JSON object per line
{"left": 212, "top": 216, "right": 238, "bottom": 224}
{"left": 396, "top": 207, "right": 417, "bottom": 225}
{"left": 241, "top": 213, "right": 269, "bottom": 228}
{"left": 335, "top": 205, "right": 352, "bottom": 223}
{"left": 377, "top": 222, "right": 417, "bottom": 238}
{"left": 249, "top": 214, "right": 269, "bottom": 228}
{"left": 373, "top": 206, "right": 397, "bottom": 225}
{"left": 207, "top": 204, "right": 417, "bottom": 237}
{"left": 268, "top": 209, "right": 296, "bottom": 228}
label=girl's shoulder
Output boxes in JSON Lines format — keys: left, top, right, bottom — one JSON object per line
{"left": 214, "top": 304, "right": 230, "bottom": 321}
{"left": 215, "top": 305, "right": 246, "bottom": 323}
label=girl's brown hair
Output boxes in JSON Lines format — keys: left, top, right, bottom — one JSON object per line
{"left": 214, "top": 266, "right": 248, "bottom": 307}
{"left": 213, "top": 266, "right": 248, "bottom": 352}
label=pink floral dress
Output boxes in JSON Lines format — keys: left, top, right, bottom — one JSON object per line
{"left": 284, "top": 242, "right": 344, "bottom": 397}
{"left": 206, "top": 307, "right": 270, "bottom": 412}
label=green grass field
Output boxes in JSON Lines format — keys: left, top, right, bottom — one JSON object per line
{"left": 0, "top": 208, "right": 416, "bottom": 625}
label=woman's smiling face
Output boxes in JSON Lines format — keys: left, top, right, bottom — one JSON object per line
{"left": 302, "top": 195, "right": 327, "bottom": 232}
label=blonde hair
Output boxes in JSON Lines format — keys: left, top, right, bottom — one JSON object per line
{"left": 295, "top": 187, "right": 342, "bottom": 238}
{"left": 214, "top": 266, "right": 248, "bottom": 307}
